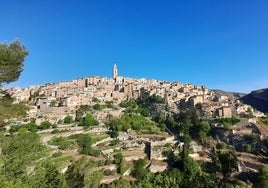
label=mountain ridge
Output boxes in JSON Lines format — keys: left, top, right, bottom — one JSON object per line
{"left": 240, "top": 88, "right": 268, "bottom": 113}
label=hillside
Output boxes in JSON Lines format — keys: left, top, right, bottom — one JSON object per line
{"left": 212, "top": 89, "right": 246, "bottom": 100}
{"left": 240, "top": 88, "right": 268, "bottom": 113}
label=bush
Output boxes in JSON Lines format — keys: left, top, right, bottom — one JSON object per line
{"left": 49, "top": 137, "right": 76, "bottom": 150}
{"left": 107, "top": 113, "right": 156, "bottom": 132}
{"left": 0, "top": 95, "right": 29, "bottom": 121}
{"left": 64, "top": 116, "right": 73, "bottom": 124}
{"left": 93, "top": 104, "right": 105, "bottom": 111}
{"left": 39, "top": 121, "right": 52, "bottom": 130}
{"left": 75, "top": 134, "right": 100, "bottom": 156}
{"left": 92, "top": 97, "right": 99, "bottom": 103}
{"left": 216, "top": 142, "right": 227, "bottom": 149}
{"left": 119, "top": 99, "right": 137, "bottom": 108}
{"left": 9, "top": 125, "right": 20, "bottom": 133}
{"left": 110, "top": 139, "right": 120, "bottom": 146}
{"left": 140, "top": 108, "right": 150, "bottom": 117}
{"left": 258, "top": 115, "right": 268, "bottom": 126}
{"left": 132, "top": 159, "right": 147, "bottom": 179}
{"left": 109, "top": 130, "right": 119, "bottom": 138}
{"left": 104, "top": 170, "right": 116, "bottom": 176}
{"left": 79, "top": 113, "right": 99, "bottom": 127}
{"left": 52, "top": 151, "right": 62, "bottom": 157}
{"left": 105, "top": 101, "right": 113, "bottom": 108}
{"left": 214, "top": 117, "right": 240, "bottom": 126}
{"left": 51, "top": 129, "right": 61, "bottom": 134}
{"left": 9, "top": 122, "right": 38, "bottom": 133}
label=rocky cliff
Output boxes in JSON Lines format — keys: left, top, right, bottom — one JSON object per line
{"left": 240, "top": 88, "right": 268, "bottom": 113}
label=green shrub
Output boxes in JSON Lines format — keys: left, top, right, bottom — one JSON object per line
{"left": 93, "top": 104, "right": 103, "bottom": 111}
{"left": 110, "top": 139, "right": 120, "bottom": 146}
{"left": 64, "top": 115, "right": 73, "bottom": 124}
{"left": 79, "top": 113, "right": 99, "bottom": 127}
{"left": 39, "top": 121, "right": 52, "bottom": 130}
{"left": 51, "top": 129, "right": 61, "bottom": 134}
{"left": 214, "top": 117, "right": 240, "bottom": 126}
{"left": 49, "top": 137, "right": 76, "bottom": 150}
{"left": 52, "top": 151, "right": 62, "bottom": 157}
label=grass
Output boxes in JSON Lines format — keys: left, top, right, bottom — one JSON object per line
{"left": 90, "top": 134, "right": 109, "bottom": 142}
{"left": 44, "top": 153, "right": 72, "bottom": 169}
{"left": 48, "top": 137, "right": 77, "bottom": 150}
{"left": 0, "top": 95, "right": 29, "bottom": 121}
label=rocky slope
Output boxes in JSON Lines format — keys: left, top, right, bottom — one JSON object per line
{"left": 212, "top": 89, "right": 246, "bottom": 100}
{"left": 240, "top": 88, "right": 268, "bottom": 113}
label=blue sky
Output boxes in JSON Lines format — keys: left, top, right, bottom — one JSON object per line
{"left": 1, "top": 0, "right": 268, "bottom": 93}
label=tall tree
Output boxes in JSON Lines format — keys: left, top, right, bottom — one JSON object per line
{"left": 0, "top": 39, "right": 28, "bottom": 85}
{"left": 218, "top": 150, "right": 238, "bottom": 179}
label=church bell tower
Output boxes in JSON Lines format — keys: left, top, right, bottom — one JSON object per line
{"left": 113, "top": 64, "right": 118, "bottom": 79}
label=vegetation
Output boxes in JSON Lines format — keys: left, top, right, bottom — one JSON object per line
{"left": 110, "top": 139, "right": 120, "bottom": 146}
{"left": 137, "top": 94, "right": 165, "bottom": 105}
{"left": 214, "top": 117, "right": 240, "bottom": 127}
{"left": 49, "top": 136, "right": 76, "bottom": 150}
{"left": 0, "top": 40, "right": 28, "bottom": 85}
{"left": 119, "top": 99, "right": 137, "bottom": 108}
{"left": 75, "top": 105, "right": 91, "bottom": 122}
{"left": 63, "top": 115, "right": 73, "bottom": 124}
{"left": 113, "top": 153, "right": 126, "bottom": 174}
{"left": 105, "top": 101, "right": 113, "bottom": 108}
{"left": 258, "top": 115, "right": 268, "bottom": 126}
{"left": 0, "top": 130, "right": 246, "bottom": 188}
{"left": 157, "top": 109, "right": 211, "bottom": 143}
{"left": 0, "top": 94, "right": 29, "bottom": 123}
{"left": 0, "top": 103, "right": 259, "bottom": 188}
{"left": 0, "top": 39, "right": 261, "bottom": 187}
{"left": 252, "top": 167, "right": 268, "bottom": 188}
{"left": 68, "top": 134, "right": 102, "bottom": 157}
{"left": 75, "top": 134, "right": 100, "bottom": 156}
{"left": 79, "top": 113, "right": 99, "bottom": 127}
{"left": 131, "top": 158, "right": 148, "bottom": 180}
{"left": 39, "top": 120, "right": 53, "bottom": 130}
{"left": 9, "top": 120, "right": 53, "bottom": 133}
{"left": 28, "top": 162, "right": 67, "bottom": 188}
{"left": 92, "top": 97, "right": 99, "bottom": 103}
{"left": 0, "top": 130, "right": 48, "bottom": 180}
{"left": 50, "top": 99, "right": 57, "bottom": 107}
{"left": 103, "top": 144, "right": 244, "bottom": 188}
{"left": 93, "top": 103, "right": 105, "bottom": 111}
{"left": 10, "top": 121, "right": 38, "bottom": 133}
{"left": 65, "top": 156, "right": 105, "bottom": 188}
{"left": 0, "top": 53, "right": 263, "bottom": 188}
{"left": 120, "top": 98, "right": 152, "bottom": 117}
{"left": 107, "top": 113, "right": 159, "bottom": 133}
{"left": 108, "top": 130, "right": 119, "bottom": 138}
{"left": 211, "top": 149, "right": 238, "bottom": 179}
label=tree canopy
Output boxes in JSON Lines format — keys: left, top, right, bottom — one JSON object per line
{"left": 0, "top": 39, "right": 28, "bottom": 85}
{"left": 252, "top": 167, "right": 268, "bottom": 188}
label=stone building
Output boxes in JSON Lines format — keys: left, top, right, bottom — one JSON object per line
{"left": 218, "top": 106, "right": 232, "bottom": 118}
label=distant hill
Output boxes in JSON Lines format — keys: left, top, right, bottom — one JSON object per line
{"left": 212, "top": 89, "right": 246, "bottom": 101}
{"left": 240, "top": 88, "right": 268, "bottom": 113}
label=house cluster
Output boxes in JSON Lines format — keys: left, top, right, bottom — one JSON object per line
{"left": 8, "top": 64, "right": 262, "bottom": 118}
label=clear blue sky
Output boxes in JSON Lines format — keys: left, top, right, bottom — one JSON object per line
{"left": 1, "top": 0, "right": 268, "bottom": 93}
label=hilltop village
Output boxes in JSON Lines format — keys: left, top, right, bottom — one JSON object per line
{"left": 4, "top": 65, "right": 268, "bottom": 187}
{"left": 9, "top": 64, "right": 263, "bottom": 120}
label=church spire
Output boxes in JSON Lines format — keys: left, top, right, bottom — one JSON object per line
{"left": 113, "top": 64, "right": 118, "bottom": 79}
